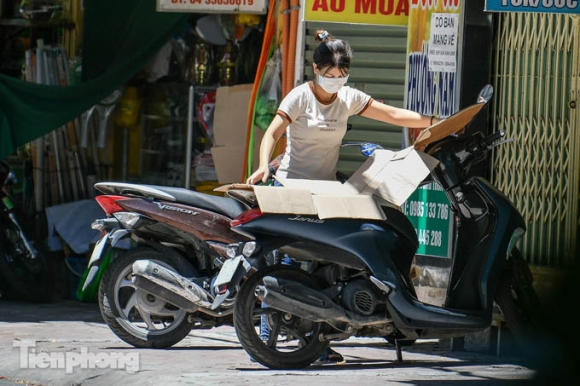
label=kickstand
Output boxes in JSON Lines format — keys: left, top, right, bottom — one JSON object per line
{"left": 395, "top": 340, "right": 403, "bottom": 362}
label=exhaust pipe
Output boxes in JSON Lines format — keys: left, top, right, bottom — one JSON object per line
{"left": 132, "top": 260, "right": 212, "bottom": 312}
{"left": 258, "top": 276, "right": 391, "bottom": 328}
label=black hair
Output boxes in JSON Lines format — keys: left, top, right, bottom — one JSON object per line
{"left": 313, "top": 29, "right": 352, "bottom": 77}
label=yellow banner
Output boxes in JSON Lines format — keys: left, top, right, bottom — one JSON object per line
{"left": 304, "top": 0, "right": 409, "bottom": 26}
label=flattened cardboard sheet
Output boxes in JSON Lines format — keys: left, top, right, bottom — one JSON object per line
{"left": 414, "top": 102, "right": 485, "bottom": 148}
{"left": 252, "top": 186, "right": 317, "bottom": 215}
{"left": 274, "top": 177, "right": 358, "bottom": 195}
{"left": 312, "top": 195, "right": 386, "bottom": 220}
{"left": 347, "top": 148, "right": 439, "bottom": 206}
{"left": 214, "top": 147, "right": 439, "bottom": 219}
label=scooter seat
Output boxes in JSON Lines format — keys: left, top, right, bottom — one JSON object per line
{"left": 148, "top": 185, "right": 248, "bottom": 219}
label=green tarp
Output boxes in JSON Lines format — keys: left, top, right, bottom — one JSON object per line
{"left": 0, "top": 0, "right": 187, "bottom": 161}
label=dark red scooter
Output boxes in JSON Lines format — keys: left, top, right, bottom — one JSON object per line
{"left": 81, "top": 181, "right": 263, "bottom": 348}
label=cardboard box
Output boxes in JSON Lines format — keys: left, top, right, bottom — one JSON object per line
{"left": 212, "top": 84, "right": 253, "bottom": 147}
{"left": 217, "top": 147, "right": 438, "bottom": 220}
{"left": 210, "top": 84, "right": 263, "bottom": 184}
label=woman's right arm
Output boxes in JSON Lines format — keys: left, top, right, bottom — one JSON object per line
{"left": 246, "top": 114, "right": 288, "bottom": 184}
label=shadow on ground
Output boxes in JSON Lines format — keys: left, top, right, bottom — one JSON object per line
{"left": 0, "top": 298, "right": 102, "bottom": 323}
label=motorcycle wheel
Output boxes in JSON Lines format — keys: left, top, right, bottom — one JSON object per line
{"left": 0, "top": 221, "right": 52, "bottom": 302}
{"left": 234, "top": 265, "right": 329, "bottom": 369}
{"left": 495, "top": 249, "right": 545, "bottom": 352}
{"left": 98, "top": 247, "right": 194, "bottom": 348}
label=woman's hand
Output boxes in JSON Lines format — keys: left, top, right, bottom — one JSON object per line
{"left": 246, "top": 165, "right": 270, "bottom": 185}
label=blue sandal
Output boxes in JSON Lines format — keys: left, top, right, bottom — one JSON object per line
{"left": 314, "top": 347, "right": 345, "bottom": 364}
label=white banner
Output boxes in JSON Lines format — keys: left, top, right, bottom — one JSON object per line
{"left": 428, "top": 13, "right": 459, "bottom": 73}
{"left": 157, "top": 0, "right": 267, "bottom": 14}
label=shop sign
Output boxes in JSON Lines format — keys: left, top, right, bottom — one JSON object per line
{"left": 304, "top": 0, "right": 409, "bottom": 26}
{"left": 156, "top": 0, "right": 268, "bottom": 14}
{"left": 404, "top": 0, "right": 462, "bottom": 146}
{"left": 485, "top": 0, "right": 580, "bottom": 14}
{"left": 400, "top": 182, "right": 453, "bottom": 259}
{"left": 428, "top": 13, "right": 459, "bottom": 73}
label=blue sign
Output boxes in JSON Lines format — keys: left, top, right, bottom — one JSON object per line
{"left": 485, "top": 0, "right": 580, "bottom": 14}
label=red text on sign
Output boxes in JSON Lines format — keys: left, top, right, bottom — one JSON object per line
{"left": 355, "top": 0, "right": 409, "bottom": 15}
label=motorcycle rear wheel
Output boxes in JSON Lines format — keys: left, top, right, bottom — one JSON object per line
{"left": 98, "top": 247, "right": 194, "bottom": 348}
{"left": 0, "top": 221, "right": 52, "bottom": 302}
{"left": 234, "top": 265, "right": 329, "bottom": 369}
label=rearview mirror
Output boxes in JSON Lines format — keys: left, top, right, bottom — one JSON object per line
{"left": 477, "top": 84, "right": 494, "bottom": 103}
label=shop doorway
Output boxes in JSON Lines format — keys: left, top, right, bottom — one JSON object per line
{"left": 490, "top": 13, "right": 579, "bottom": 266}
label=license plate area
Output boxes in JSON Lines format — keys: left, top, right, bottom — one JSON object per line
{"left": 213, "top": 256, "right": 243, "bottom": 288}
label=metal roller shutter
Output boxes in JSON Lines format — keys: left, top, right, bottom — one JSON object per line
{"left": 490, "top": 13, "right": 579, "bottom": 266}
{"left": 302, "top": 21, "right": 408, "bottom": 176}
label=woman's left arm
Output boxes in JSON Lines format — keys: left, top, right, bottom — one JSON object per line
{"left": 360, "top": 100, "right": 439, "bottom": 128}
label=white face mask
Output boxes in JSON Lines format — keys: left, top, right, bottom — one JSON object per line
{"left": 316, "top": 73, "right": 349, "bottom": 94}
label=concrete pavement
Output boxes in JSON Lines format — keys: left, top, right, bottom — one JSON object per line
{"left": 0, "top": 298, "right": 556, "bottom": 385}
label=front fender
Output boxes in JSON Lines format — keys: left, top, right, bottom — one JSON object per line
{"left": 77, "top": 229, "right": 131, "bottom": 302}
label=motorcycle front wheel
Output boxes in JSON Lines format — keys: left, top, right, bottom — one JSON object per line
{"left": 234, "top": 265, "right": 329, "bottom": 369}
{"left": 495, "top": 248, "right": 545, "bottom": 353}
{"left": 98, "top": 247, "right": 194, "bottom": 348}
{"left": 0, "top": 220, "right": 52, "bottom": 302}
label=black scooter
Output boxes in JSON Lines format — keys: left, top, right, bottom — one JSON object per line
{"left": 217, "top": 85, "right": 543, "bottom": 369}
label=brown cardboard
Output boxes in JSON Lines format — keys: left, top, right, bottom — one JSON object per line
{"left": 312, "top": 195, "right": 386, "bottom": 220}
{"left": 212, "top": 84, "right": 254, "bottom": 146}
{"left": 211, "top": 145, "right": 246, "bottom": 184}
{"left": 210, "top": 84, "right": 263, "bottom": 184}
{"left": 413, "top": 102, "right": 485, "bottom": 148}
{"left": 215, "top": 147, "right": 439, "bottom": 219}
{"left": 252, "top": 185, "right": 385, "bottom": 220}
{"left": 253, "top": 186, "right": 317, "bottom": 215}
{"left": 346, "top": 147, "right": 439, "bottom": 206}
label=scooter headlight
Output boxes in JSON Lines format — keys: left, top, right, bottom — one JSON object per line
{"left": 242, "top": 242, "right": 257, "bottom": 257}
{"left": 226, "top": 243, "right": 241, "bottom": 258}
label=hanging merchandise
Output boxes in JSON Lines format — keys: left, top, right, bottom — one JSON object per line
{"left": 254, "top": 47, "right": 281, "bottom": 131}
{"left": 217, "top": 40, "right": 237, "bottom": 86}
{"left": 198, "top": 91, "right": 216, "bottom": 145}
{"left": 19, "top": 0, "right": 63, "bottom": 21}
{"left": 115, "top": 86, "right": 141, "bottom": 129}
{"left": 234, "top": 14, "right": 262, "bottom": 41}
{"left": 192, "top": 39, "right": 214, "bottom": 85}
{"left": 195, "top": 14, "right": 228, "bottom": 46}
{"left": 115, "top": 86, "right": 141, "bottom": 181}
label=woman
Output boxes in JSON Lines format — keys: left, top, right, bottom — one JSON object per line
{"left": 247, "top": 30, "right": 438, "bottom": 365}
{"left": 247, "top": 29, "right": 438, "bottom": 185}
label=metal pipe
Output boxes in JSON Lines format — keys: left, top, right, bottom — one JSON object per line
{"left": 185, "top": 85, "right": 194, "bottom": 189}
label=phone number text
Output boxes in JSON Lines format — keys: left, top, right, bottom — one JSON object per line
{"left": 401, "top": 200, "right": 449, "bottom": 220}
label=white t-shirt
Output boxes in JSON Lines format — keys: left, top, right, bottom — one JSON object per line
{"left": 276, "top": 82, "right": 372, "bottom": 180}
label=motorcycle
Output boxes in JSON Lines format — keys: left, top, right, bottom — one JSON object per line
{"left": 83, "top": 181, "right": 268, "bottom": 348}
{"left": 0, "top": 160, "right": 52, "bottom": 302}
{"left": 219, "top": 85, "right": 544, "bottom": 369}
